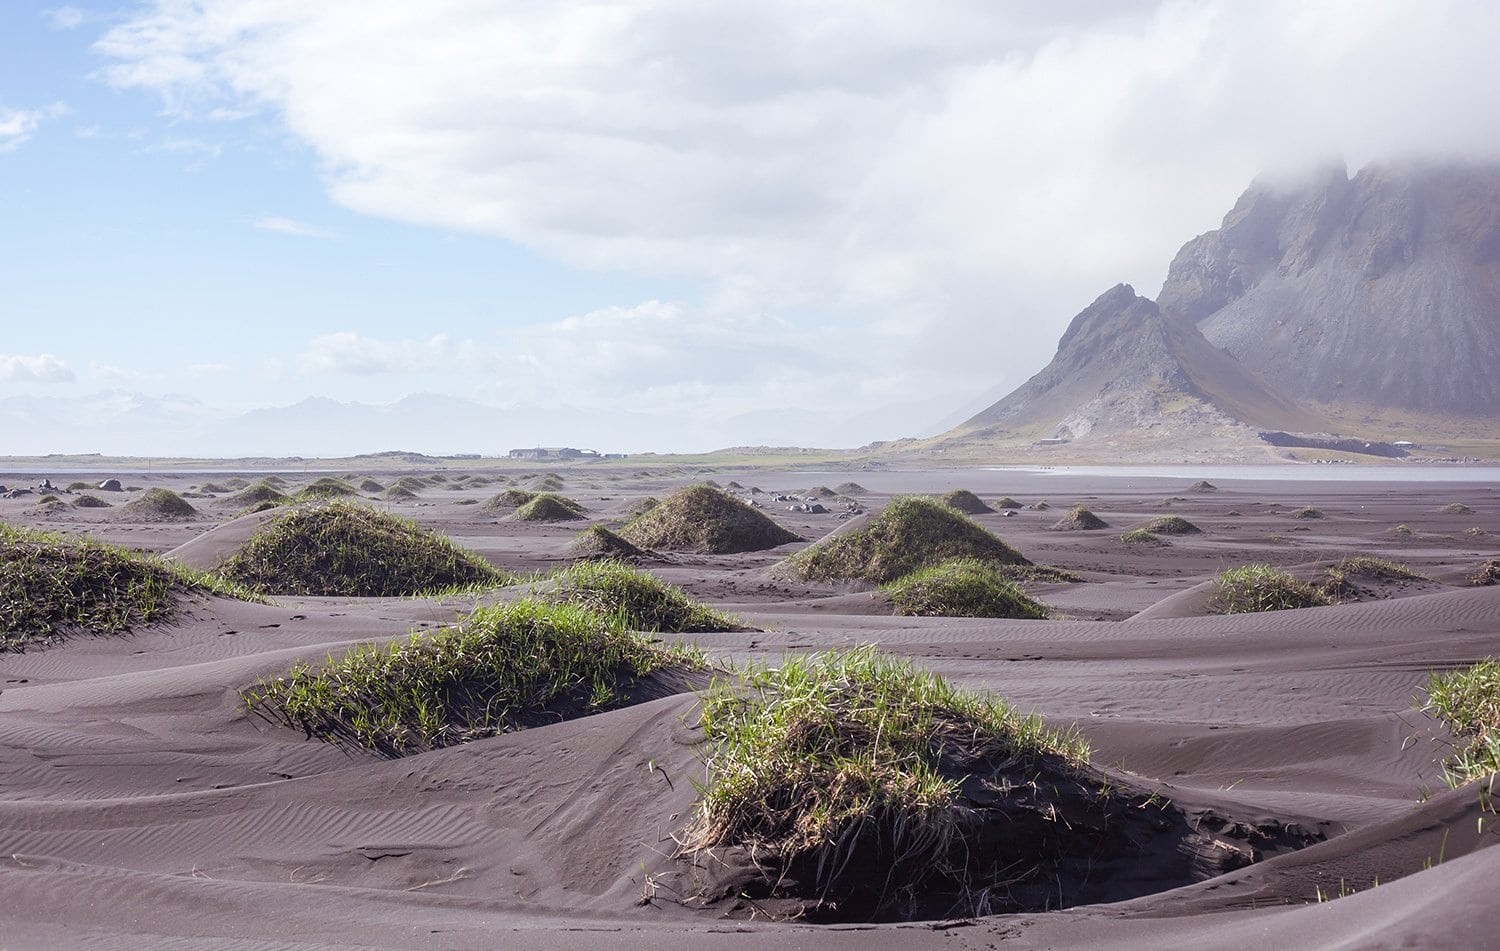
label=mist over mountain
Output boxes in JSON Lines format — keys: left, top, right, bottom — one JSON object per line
{"left": 936, "top": 161, "right": 1500, "bottom": 458}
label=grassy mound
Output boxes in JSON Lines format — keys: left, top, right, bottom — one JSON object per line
{"left": 380, "top": 485, "right": 417, "bottom": 500}
{"left": 1144, "top": 515, "right": 1201, "bottom": 535}
{"left": 244, "top": 599, "right": 706, "bottom": 755}
{"left": 1471, "top": 560, "right": 1500, "bottom": 586}
{"left": 298, "top": 477, "right": 359, "bottom": 499}
{"left": 538, "top": 560, "right": 741, "bottom": 632}
{"left": 530, "top": 473, "right": 567, "bottom": 492}
{"left": 882, "top": 558, "right": 1048, "bottom": 618}
{"left": 994, "top": 496, "right": 1021, "bottom": 509}
{"left": 217, "top": 500, "right": 504, "bottom": 597}
{"left": 513, "top": 493, "right": 586, "bottom": 521}
{"left": 388, "top": 476, "right": 429, "bottom": 493}
{"left": 1, "top": 523, "right": 253, "bottom": 649}
{"left": 939, "top": 488, "right": 992, "bottom": 514}
{"left": 1291, "top": 505, "right": 1324, "bottom": 520}
{"left": 1029, "top": 500, "right": 1051, "bottom": 510}
{"left": 1418, "top": 660, "right": 1500, "bottom": 786}
{"left": 621, "top": 485, "right": 801, "bottom": 554}
{"left": 624, "top": 496, "right": 660, "bottom": 520}
{"left": 1319, "top": 556, "right": 1426, "bottom": 601}
{"left": 358, "top": 478, "right": 386, "bottom": 493}
{"left": 781, "top": 496, "right": 1028, "bottom": 584}
{"left": 834, "top": 482, "right": 867, "bottom": 495}
{"left": 1211, "top": 564, "right": 1332, "bottom": 614}
{"left": 65, "top": 481, "right": 92, "bottom": 492}
{"left": 1120, "top": 529, "right": 1164, "bottom": 545}
{"left": 1189, "top": 480, "right": 1217, "bottom": 492}
{"left": 121, "top": 488, "right": 198, "bottom": 521}
{"left": 198, "top": 482, "right": 231, "bottom": 494}
{"left": 483, "top": 488, "right": 535, "bottom": 511}
{"left": 1441, "top": 502, "right": 1473, "bottom": 514}
{"left": 71, "top": 494, "right": 112, "bottom": 509}
{"left": 680, "top": 647, "right": 1095, "bottom": 919}
{"left": 227, "top": 481, "right": 288, "bottom": 507}
{"left": 1048, "top": 505, "right": 1108, "bottom": 531}
{"left": 568, "top": 524, "right": 646, "bottom": 560}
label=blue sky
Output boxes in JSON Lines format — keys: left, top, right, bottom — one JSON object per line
{"left": 3, "top": 2, "right": 1499, "bottom": 455}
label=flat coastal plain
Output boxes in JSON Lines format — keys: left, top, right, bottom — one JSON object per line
{"left": 2, "top": 464, "right": 1499, "bottom": 949}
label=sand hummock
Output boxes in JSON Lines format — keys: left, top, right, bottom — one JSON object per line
{"left": 620, "top": 484, "right": 801, "bottom": 554}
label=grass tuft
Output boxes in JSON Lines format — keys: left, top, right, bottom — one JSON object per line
{"left": 121, "top": 488, "right": 198, "bottom": 520}
{"left": 1, "top": 523, "right": 258, "bottom": 650}
{"left": 297, "top": 476, "right": 359, "bottom": 499}
{"left": 71, "top": 494, "right": 112, "bottom": 509}
{"left": 1211, "top": 564, "right": 1331, "bottom": 614}
{"left": 1441, "top": 502, "right": 1473, "bottom": 514}
{"left": 681, "top": 646, "right": 1088, "bottom": 916}
{"left": 1418, "top": 660, "right": 1500, "bottom": 786}
{"left": 882, "top": 558, "right": 1049, "bottom": 618}
{"left": 483, "top": 488, "right": 536, "bottom": 511}
{"left": 536, "top": 560, "right": 742, "bottom": 632}
{"left": 779, "top": 495, "right": 1029, "bottom": 584}
{"left": 621, "top": 484, "right": 801, "bottom": 554}
{"left": 1471, "top": 560, "right": 1500, "bottom": 586}
{"left": 244, "top": 599, "right": 706, "bottom": 755}
{"left": 568, "top": 524, "right": 646, "bottom": 560}
{"left": 994, "top": 496, "right": 1021, "bottom": 509}
{"left": 1291, "top": 505, "right": 1325, "bottom": 520}
{"left": 1120, "top": 529, "right": 1164, "bottom": 546}
{"left": 226, "top": 480, "right": 287, "bottom": 508}
{"left": 939, "top": 489, "right": 992, "bottom": 514}
{"left": 1048, "top": 505, "right": 1108, "bottom": 531}
{"left": 1143, "top": 515, "right": 1201, "bottom": 535}
{"left": 512, "top": 493, "right": 586, "bottom": 521}
{"left": 216, "top": 500, "right": 505, "bottom": 597}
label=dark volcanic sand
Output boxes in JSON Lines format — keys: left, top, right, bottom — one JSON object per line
{"left": 2, "top": 465, "right": 1499, "bottom": 948}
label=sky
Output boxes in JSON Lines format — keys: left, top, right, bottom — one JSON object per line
{"left": 3, "top": 1, "right": 1500, "bottom": 456}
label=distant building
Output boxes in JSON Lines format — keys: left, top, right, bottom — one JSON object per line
{"left": 1037, "top": 438, "right": 1071, "bottom": 446}
{"left": 1393, "top": 440, "right": 1417, "bottom": 449}
{"left": 507, "top": 447, "right": 603, "bottom": 461}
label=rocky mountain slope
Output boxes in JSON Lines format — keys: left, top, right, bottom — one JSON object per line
{"left": 930, "top": 161, "right": 1500, "bottom": 459}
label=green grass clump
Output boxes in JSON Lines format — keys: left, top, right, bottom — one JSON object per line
{"left": 1418, "top": 660, "right": 1500, "bottom": 786}
{"left": 297, "top": 477, "right": 359, "bottom": 499}
{"left": 624, "top": 496, "right": 660, "bottom": 520}
{"left": 1291, "top": 505, "right": 1324, "bottom": 520}
{"left": 939, "top": 489, "right": 992, "bottom": 514}
{"left": 359, "top": 478, "right": 385, "bottom": 493}
{"left": 71, "top": 494, "right": 112, "bottom": 509}
{"left": 994, "top": 496, "right": 1021, "bottom": 509}
{"left": 538, "top": 560, "right": 741, "bottom": 632}
{"left": 121, "top": 488, "right": 198, "bottom": 520}
{"left": 198, "top": 482, "right": 231, "bottom": 494}
{"left": 568, "top": 524, "right": 646, "bottom": 560}
{"left": 244, "top": 599, "right": 706, "bottom": 755}
{"left": 380, "top": 485, "right": 418, "bottom": 500}
{"left": 1211, "top": 564, "right": 1332, "bottom": 614}
{"left": 1120, "top": 529, "right": 1163, "bottom": 546}
{"left": 36, "top": 493, "right": 61, "bottom": 505}
{"left": 1048, "top": 505, "right": 1108, "bottom": 531}
{"left": 1318, "top": 557, "right": 1425, "bottom": 601}
{"left": 681, "top": 646, "right": 1088, "bottom": 914}
{"left": 882, "top": 558, "right": 1048, "bottom": 619}
{"left": 1143, "top": 515, "right": 1201, "bottom": 535}
{"left": 217, "top": 500, "right": 505, "bottom": 597}
{"left": 1, "top": 523, "right": 256, "bottom": 649}
{"left": 513, "top": 493, "right": 586, "bottom": 521}
{"left": 781, "top": 495, "right": 1028, "bottom": 584}
{"left": 530, "top": 473, "right": 567, "bottom": 492}
{"left": 65, "top": 481, "right": 92, "bottom": 492}
{"left": 483, "top": 488, "right": 535, "bottom": 511}
{"left": 622, "top": 484, "right": 801, "bottom": 554}
{"left": 227, "top": 481, "right": 287, "bottom": 507}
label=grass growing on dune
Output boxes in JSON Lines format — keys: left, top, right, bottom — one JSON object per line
{"left": 121, "top": 487, "right": 198, "bottom": 520}
{"left": 938, "top": 489, "right": 991, "bottom": 514}
{"left": 1211, "top": 564, "right": 1332, "bottom": 614}
{"left": 1418, "top": 660, "right": 1500, "bottom": 786}
{"left": 1120, "top": 528, "right": 1164, "bottom": 546}
{"left": 537, "top": 559, "right": 743, "bottom": 632}
{"left": 622, "top": 484, "right": 801, "bottom": 554}
{"left": 244, "top": 599, "right": 707, "bottom": 755}
{"left": 226, "top": 480, "right": 287, "bottom": 508}
{"left": 780, "top": 495, "right": 1028, "bottom": 584}
{"left": 1048, "top": 505, "right": 1108, "bottom": 531}
{"left": 567, "top": 524, "right": 646, "bottom": 560}
{"left": 297, "top": 476, "right": 360, "bottom": 499}
{"left": 681, "top": 646, "right": 1089, "bottom": 914}
{"left": 1, "top": 523, "right": 257, "bottom": 649}
{"left": 217, "top": 500, "right": 505, "bottom": 597}
{"left": 512, "top": 493, "right": 586, "bottom": 521}
{"left": 882, "top": 558, "right": 1049, "bottom": 619}
{"left": 1143, "top": 515, "right": 1201, "bottom": 535}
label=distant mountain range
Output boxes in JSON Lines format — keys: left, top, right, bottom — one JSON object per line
{"left": 928, "top": 161, "right": 1500, "bottom": 460}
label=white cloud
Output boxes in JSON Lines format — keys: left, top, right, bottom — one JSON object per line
{"left": 95, "top": 1, "right": 1500, "bottom": 431}
{"left": 0, "top": 103, "right": 66, "bottom": 152}
{"left": 88, "top": 361, "right": 155, "bottom": 385}
{"left": 298, "top": 332, "right": 477, "bottom": 375}
{"left": 253, "top": 216, "right": 340, "bottom": 239}
{"left": 46, "top": 6, "right": 86, "bottom": 30}
{"left": 0, "top": 353, "right": 75, "bottom": 383}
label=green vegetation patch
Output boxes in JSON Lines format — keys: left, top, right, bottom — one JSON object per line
{"left": 483, "top": 488, "right": 535, "bottom": 511}
{"left": 530, "top": 473, "right": 566, "bottom": 492}
{"left": 1048, "top": 505, "right": 1108, "bottom": 531}
{"left": 71, "top": 494, "right": 112, "bottom": 509}
{"left": 1318, "top": 556, "right": 1426, "bottom": 601}
{"left": 1, "top": 523, "right": 256, "bottom": 650}
{"left": 244, "top": 599, "right": 707, "bottom": 755}
{"left": 227, "top": 481, "right": 288, "bottom": 507}
{"left": 939, "top": 488, "right": 992, "bottom": 514}
{"left": 538, "top": 560, "right": 741, "bottom": 632}
{"left": 297, "top": 476, "right": 359, "bottom": 499}
{"left": 198, "top": 482, "right": 231, "bottom": 494}
{"left": 1211, "top": 564, "right": 1332, "bottom": 614}
{"left": 1120, "top": 529, "right": 1164, "bottom": 546}
{"left": 1291, "top": 505, "right": 1325, "bottom": 520}
{"left": 882, "top": 558, "right": 1048, "bottom": 619}
{"left": 358, "top": 478, "right": 386, "bottom": 493}
{"left": 512, "top": 493, "right": 586, "bottom": 521}
{"left": 994, "top": 496, "right": 1021, "bottom": 509}
{"left": 622, "top": 484, "right": 802, "bottom": 554}
{"left": 1418, "top": 659, "right": 1500, "bottom": 786}
{"left": 1143, "top": 515, "right": 1201, "bottom": 535}
{"left": 568, "top": 524, "right": 646, "bottom": 560}
{"left": 780, "top": 495, "right": 1028, "bottom": 584}
{"left": 217, "top": 500, "right": 504, "bottom": 597}
{"left": 680, "top": 647, "right": 1090, "bottom": 918}
{"left": 380, "top": 485, "right": 417, "bottom": 500}
{"left": 121, "top": 488, "right": 199, "bottom": 520}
